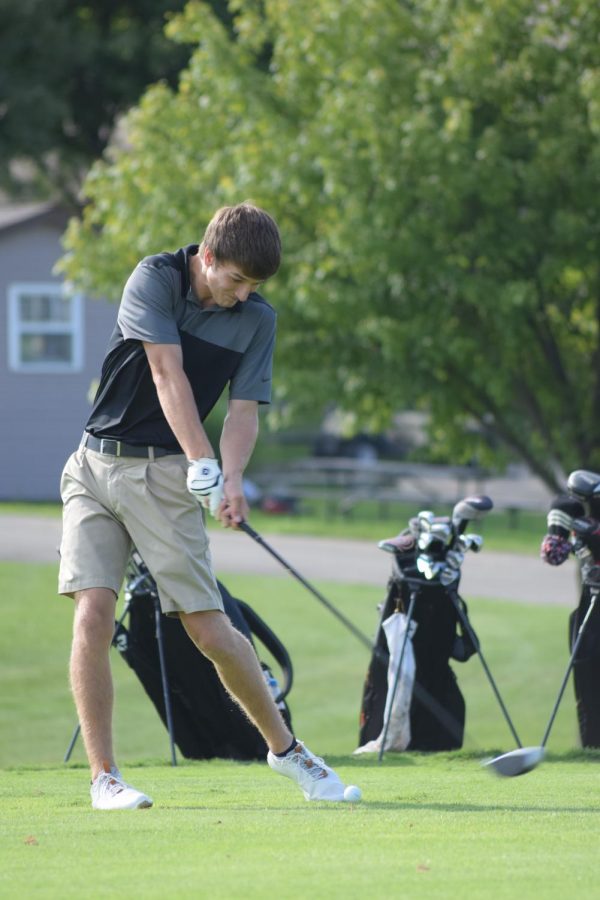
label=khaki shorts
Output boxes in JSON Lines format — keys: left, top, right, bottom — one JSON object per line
{"left": 58, "top": 447, "right": 224, "bottom": 616}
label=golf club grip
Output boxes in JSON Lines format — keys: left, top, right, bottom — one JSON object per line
{"left": 238, "top": 521, "right": 382, "bottom": 659}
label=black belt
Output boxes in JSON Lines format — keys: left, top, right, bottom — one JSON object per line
{"left": 81, "top": 433, "right": 182, "bottom": 459}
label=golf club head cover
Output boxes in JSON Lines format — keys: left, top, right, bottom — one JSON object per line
{"left": 546, "top": 495, "right": 586, "bottom": 537}
{"left": 540, "top": 495, "right": 585, "bottom": 565}
{"left": 186, "top": 457, "right": 224, "bottom": 516}
{"left": 540, "top": 533, "right": 571, "bottom": 565}
{"left": 378, "top": 532, "right": 416, "bottom": 554}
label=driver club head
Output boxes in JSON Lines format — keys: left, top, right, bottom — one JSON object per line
{"left": 452, "top": 494, "right": 494, "bottom": 523}
{"left": 483, "top": 746, "right": 545, "bottom": 778}
{"left": 567, "top": 469, "right": 600, "bottom": 502}
{"left": 452, "top": 495, "right": 494, "bottom": 534}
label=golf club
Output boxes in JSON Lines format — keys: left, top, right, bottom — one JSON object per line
{"left": 451, "top": 495, "right": 494, "bottom": 536}
{"left": 566, "top": 469, "right": 600, "bottom": 505}
{"left": 238, "top": 520, "right": 380, "bottom": 657}
{"left": 485, "top": 566, "right": 600, "bottom": 777}
{"left": 239, "top": 520, "right": 470, "bottom": 744}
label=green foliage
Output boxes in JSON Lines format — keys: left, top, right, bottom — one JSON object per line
{"left": 0, "top": 0, "right": 232, "bottom": 203}
{"left": 60, "top": 0, "right": 600, "bottom": 488}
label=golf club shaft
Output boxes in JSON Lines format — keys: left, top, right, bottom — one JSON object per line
{"left": 449, "top": 591, "right": 522, "bottom": 748}
{"left": 541, "top": 593, "right": 597, "bottom": 748}
{"left": 238, "top": 521, "right": 381, "bottom": 659}
{"left": 240, "top": 522, "right": 470, "bottom": 745}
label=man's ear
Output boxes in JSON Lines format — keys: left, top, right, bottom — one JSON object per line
{"left": 202, "top": 246, "right": 215, "bottom": 266}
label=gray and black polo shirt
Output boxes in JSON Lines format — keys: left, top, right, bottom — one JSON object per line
{"left": 85, "top": 244, "right": 276, "bottom": 450}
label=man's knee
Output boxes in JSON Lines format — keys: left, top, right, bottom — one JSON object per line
{"left": 73, "top": 589, "right": 117, "bottom": 648}
{"left": 180, "top": 610, "right": 243, "bottom": 660}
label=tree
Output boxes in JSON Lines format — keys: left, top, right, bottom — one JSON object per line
{"left": 60, "top": 0, "right": 600, "bottom": 489}
{"left": 0, "top": 0, "right": 232, "bottom": 205}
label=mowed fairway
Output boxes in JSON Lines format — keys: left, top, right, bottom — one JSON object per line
{"left": 1, "top": 562, "right": 600, "bottom": 898}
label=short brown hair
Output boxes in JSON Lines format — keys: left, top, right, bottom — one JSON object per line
{"left": 200, "top": 203, "right": 281, "bottom": 280}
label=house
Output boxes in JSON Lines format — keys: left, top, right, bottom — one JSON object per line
{"left": 0, "top": 202, "right": 117, "bottom": 500}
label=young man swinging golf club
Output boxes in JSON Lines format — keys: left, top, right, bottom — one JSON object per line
{"left": 59, "top": 202, "right": 361, "bottom": 809}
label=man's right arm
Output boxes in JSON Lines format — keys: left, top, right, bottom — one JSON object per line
{"left": 143, "top": 342, "right": 214, "bottom": 460}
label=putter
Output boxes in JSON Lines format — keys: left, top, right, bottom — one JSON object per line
{"left": 485, "top": 568, "right": 600, "bottom": 777}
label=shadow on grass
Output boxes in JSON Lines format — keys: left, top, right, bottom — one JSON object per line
{"left": 357, "top": 800, "right": 600, "bottom": 814}
{"left": 327, "top": 748, "right": 600, "bottom": 767}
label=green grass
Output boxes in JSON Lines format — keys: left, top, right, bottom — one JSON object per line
{"left": 2, "top": 756, "right": 600, "bottom": 899}
{"left": 2, "top": 562, "right": 595, "bottom": 899}
{"left": 0, "top": 563, "right": 582, "bottom": 768}
{"left": 0, "top": 499, "right": 546, "bottom": 554}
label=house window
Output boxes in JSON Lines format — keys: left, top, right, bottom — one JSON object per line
{"left": 7, "top": 283, "right": 83, "bottom": 373}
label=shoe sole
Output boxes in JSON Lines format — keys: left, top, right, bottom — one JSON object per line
{"left": 92, "top": 798, "right": 153, "bottom": 810}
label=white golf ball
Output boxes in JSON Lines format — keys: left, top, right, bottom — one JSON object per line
{"left": 343, "top": 785, "right": 362, "bottom": 803}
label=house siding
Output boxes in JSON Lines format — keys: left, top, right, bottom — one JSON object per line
{"left": 0, "top": 215, "right": 117, "bottom": 500}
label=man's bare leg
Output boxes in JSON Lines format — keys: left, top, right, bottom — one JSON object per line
{"left": 180, "top": 609, "right": 293, "bottom": 754}
{"left": 70, "top": 588, "right": 117, "bottom": 779}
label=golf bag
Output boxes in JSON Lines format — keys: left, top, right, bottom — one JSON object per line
{"left": 569, "top": 585, "right": 600, "bottom": 747}
{"left": 115, "top": 556, "right": 293, "bottom": 761}
{"left": 541, "top": 473, "right": 600, "bottom": 748}
{"left": 358, "top": 544, "right": 478, "bottom": 752}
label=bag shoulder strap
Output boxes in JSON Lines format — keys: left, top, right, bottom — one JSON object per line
{"left": 236, "top": 598, "right": 294, "bottom": 701}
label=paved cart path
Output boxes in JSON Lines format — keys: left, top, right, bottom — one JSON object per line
{"left": 0, "top": 514, "right": 579, "bottom": 606}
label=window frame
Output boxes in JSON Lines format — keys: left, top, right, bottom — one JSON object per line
{"left": 7, "top": 282, "right": 84, "bottom": 374}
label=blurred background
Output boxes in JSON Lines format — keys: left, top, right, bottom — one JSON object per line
{"left": 1, "top": 0, "right": 599, "bottom": 510}
{"left": 1, "top": 0, "right": 599, "bottom": 764}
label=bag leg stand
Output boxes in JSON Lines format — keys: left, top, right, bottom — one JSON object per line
{"left": 378, "top": 588, "right": 418, "bottom": 763}
{"left": 153, "top": 594, "right": 177, "bottom": 767}
{"left": 448, "top": 588, "right": 522, "bottom": 748}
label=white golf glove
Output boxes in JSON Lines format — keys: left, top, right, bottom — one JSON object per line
{"left": 187, "top": 458, "right": 224, "bottom": 517}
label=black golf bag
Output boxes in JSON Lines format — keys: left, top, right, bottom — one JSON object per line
{"left": 541, "top": 473, "right": 600, "bottom": 749}
{"left": 569, "top": 584, "right": 600, "bottom": 747}
{"left": 358, "top": 559, "right": 477, "bottom": 751}
{"left": 115, "top": 558, "right": 293, "bottom": 761}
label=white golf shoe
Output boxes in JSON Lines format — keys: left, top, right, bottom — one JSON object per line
{"left": 268, "top": 741, "right": 358, "bottom": 802}
{"left": 90, "top": 766, "right": 153, "bottom": 810}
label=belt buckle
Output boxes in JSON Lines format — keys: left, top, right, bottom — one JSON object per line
{"left": 100, "top": 438, "right": 121, "bottom": 457}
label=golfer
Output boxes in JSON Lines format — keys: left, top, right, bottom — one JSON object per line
{"left": 59, "top": 203, "right": 357, "bottom": 809}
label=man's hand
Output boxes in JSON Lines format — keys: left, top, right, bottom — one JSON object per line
{"left": 218, "top": 473, "right": 250, "bottom": 528}
{"left": 187, "top": 458, "right": 224, "bottom": 517}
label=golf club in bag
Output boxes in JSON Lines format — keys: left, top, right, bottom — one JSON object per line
{"left": 64, "top": 549, "right": 294, "bottom": 764}
{"left": 356, "top": 496, "right": 523, "bottom": 761}
{"left": 486, "top": 469, "right": 600, "bottom": 776}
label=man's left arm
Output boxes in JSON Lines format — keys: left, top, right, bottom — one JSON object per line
{"left": 218, "top": 398, "right": 259, "bottom": 527}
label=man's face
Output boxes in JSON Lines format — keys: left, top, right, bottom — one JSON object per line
{"left": 203, "top": 250, "right": 264, "bottom": 308}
